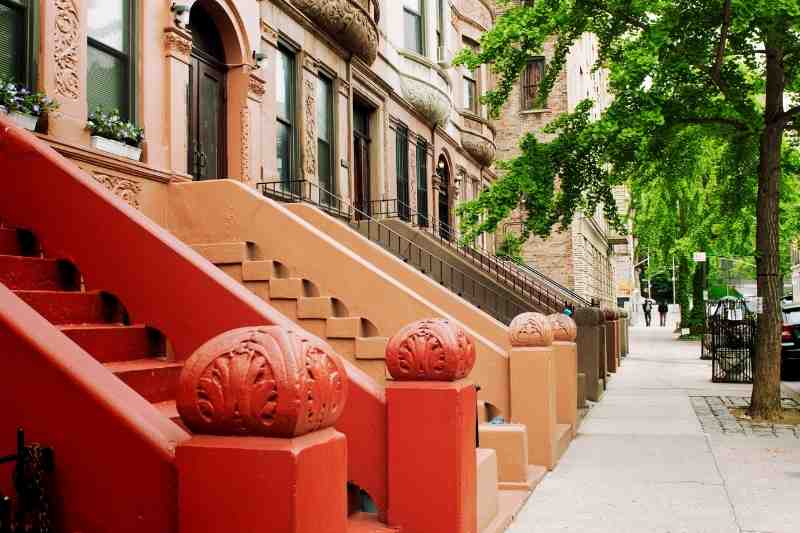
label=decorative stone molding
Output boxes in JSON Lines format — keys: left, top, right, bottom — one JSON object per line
{"left": 509, "top": 312, "right": 554, "bottom": 347}
{"left": 260, "top": 19, "right": 279, "bottom": 46}
{"left": 91, "top": 173, "right": 141, "bottom": 209}
{"left": 54, "top": 0, "right": 80, "bottom": 100}
{"left": 177, "top": 326, "right": 348, "bottom": 438}
{"left": 385, "top": 319, "right": 476, "bottom": 381}
{"left": 461, "top": 130, "right": 496, "bottom": 167}
{"left": 548, "top": 313, "right": 578, "bottom": 342}
{"left": 240, "top": 107, "right": 250, "bottom": 181}
{"left": 400, "top": 75, "right": 451, "bottom": 126}
{"left": 248, "top": 74, "right": 266, "bottom": 99}
{"left": 164, "top": 28, "right": 192, "bottom": 61}
{"left": 303, "top": 78, "right": 317, "bottom": 179}
{"left": 291, "top": 0, "right": 379, "bottom": 64}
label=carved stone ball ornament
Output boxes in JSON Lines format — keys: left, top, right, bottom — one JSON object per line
{"left": 385, "top": 319, "right": 476, "bottom": 381}
{"left": 548, "top": 313, "right": 578, "bottom": 342}
{"left": 177, "top": 326, "right": 348, "bottom": 438}
{"left": 509, "top": 312, "right": 554, "bottom": 347}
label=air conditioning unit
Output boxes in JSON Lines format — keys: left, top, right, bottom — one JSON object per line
{"left": 437, "top": 46, "right": 450, "bottom": 67}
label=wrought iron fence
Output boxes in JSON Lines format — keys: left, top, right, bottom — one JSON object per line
{"left": 0, "top": 428, "right": 54, "bottom": 533}
{"left": 368, "top": 197, "right": 590, "bottom": 312}
{"left": 256, "top": 180, "right": 532, "bottom": 324}
{"left": 707, "top": 298, "right": 756, "bottom": 383}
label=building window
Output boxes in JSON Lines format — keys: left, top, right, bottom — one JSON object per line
{"left": 87, "top": 0, "right": 135, "bottom": 120}
{"left": 416, "top": 138, "right": 429, "bottom": 227}
{"left": 396, "top": 124, "right": 410, "bottom": 221}
{"left": 276, "top": 46, "right": 296, "bottom": 186}
{"left": 521, "top": 58, "right": 545, "bottom": 110}
{"left": 316, "top": 74, "right": 334, "bottom": 203}
{"left": 463, "top": 38, "right": 480, "bottom": 114}
{"left": 0, "top": 0, "right": 35, "bottom": 86}
{"left": 404, "top": 0, "right": 424, "bottom": 55}
{"left": 436, "top": 0, "right": 445, "bottom": 57}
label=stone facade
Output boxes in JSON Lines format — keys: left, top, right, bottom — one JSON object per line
{"left": 489, "top": 7, "right": 626, "bottom": 307}
{"left": 9, "top": 0, "right": 498, "bottom": 250}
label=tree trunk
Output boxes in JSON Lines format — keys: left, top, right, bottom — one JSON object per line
{"left": 750, "top": 43, "right": 784, "bottom": 421}
{"left": 677, "top": 256, "right": 691, "bottom": 330}
{"left": 689, "top": 264, "right": 706, "bottom": 334}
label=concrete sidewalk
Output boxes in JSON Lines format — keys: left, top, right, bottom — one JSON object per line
{"left": 508, "top": 326, "right": 800, "bottom": 533}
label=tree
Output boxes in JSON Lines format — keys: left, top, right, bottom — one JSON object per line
{"left": 455, "top": 0, "right": 800, "bottom": 420}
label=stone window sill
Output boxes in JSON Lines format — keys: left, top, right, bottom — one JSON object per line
{"left": 520, "top": 109, "right": 551, "bottom": 115}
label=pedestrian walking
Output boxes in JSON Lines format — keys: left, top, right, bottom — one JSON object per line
{"left": 658, "top": 301, "right": 668, "bottom": 327}
{"left": 643, "top": 299, "right": 653, "bottom": 327}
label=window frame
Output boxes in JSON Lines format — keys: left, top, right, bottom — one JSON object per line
{"left": 521, "top": 57, "right": 546, "bottom": 111}
{"left": 316, "top": 71, "right": 336, "bottom": 202}
{"left": 0, "top": 0, "right": 39, "bottom": 89}
{"left": 276, "top": 43, "right": 298, "bottom": 185}
{"left": 416, "top": 137, "right": 429, "bottom": 227}
{"left": 86, "top": 0, "right": 137, "bottom": 122}
{"left": 395, "top": 122, "right": 410, "bottom": 221}
{"left": 403, "top": 0, "right": 425, "bottom": 56}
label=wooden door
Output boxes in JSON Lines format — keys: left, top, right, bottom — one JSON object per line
{"left": 353, "top": 104, "right": 372, "bottom": 218}
{"left": 189, "top": 55, "right": 226, "bottom": 180}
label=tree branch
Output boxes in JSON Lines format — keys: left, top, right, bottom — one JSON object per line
{"left": 673, "top": 117, "right": 749, "bottom": 130}
{"left": 775, "top": 104, "right": 800, "bottom": 124}
{"left": 712, "top": 0, "right": 733, "bottom": 84}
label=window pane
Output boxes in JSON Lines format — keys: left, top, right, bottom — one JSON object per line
{"left": 318, "top": 139, "right": 332, "bottom": 191}
{"left": 404, "top": 10, "right": 422, "bottom": 54}
{"left": 87, "top": 0, "right": 129, "bottom": 53}
{"left": 276, "top": 48, "right": 295, "bottom": 122}
{"left": 316, "top": 76, "right": 332, "bottom": 143}
{"left": 87, "top": 45, "right": 126, "bottom": 116}
{"left": 277, "top": 121, "right": 293, "bottom": 183}
{"left": 405, "top": 0, "right": 422, "bottom": 12}
{"left": 0, "top": 2, "right": 24, "bottom": 82}
{"left": 464, "top": 78, "right": 477, "bottom": 111}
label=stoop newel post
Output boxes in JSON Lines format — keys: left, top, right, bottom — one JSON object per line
{"left": 385, "top": 319, "right": 478, "bottom": 533}
{"left": 549, "top": 313, "right": 579, "bottom": 437}
{"left": 574, "top": 308, "right": 604, "bottom": 402}
{"left": 508, "top": 313, "right": 559, "bottom": 470}
{"left": 175, "top": 326, "right": 349, "bottom": 533}
{"left": 603, "top": 309, "right": 617, "bottom": 374}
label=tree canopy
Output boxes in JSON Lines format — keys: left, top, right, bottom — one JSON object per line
{"left": 455, "top": 0, "right": 800, "bottom": 419}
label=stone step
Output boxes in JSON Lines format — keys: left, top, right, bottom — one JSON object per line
{"left": 14, "top": 290, "right": 115, "bottom": 325}
{"left": 192, "top": 242, "right": 248, "bottom": 264}
{"left": 60, "top": 324, "right": 163, "bottom": 363}
{"left": 0, "top": 255, "right": 78, "bottom": 291}
{"left": 355, "top": 337, "right": 388, "bottom": 360}
{"left": 269, "top": 278, "right": 306, "bottom": 299}
{"left": 106, "top": 358, "right": 183, "bottom": 404}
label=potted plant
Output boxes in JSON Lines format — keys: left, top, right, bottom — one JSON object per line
{"left": 0, "top": 77, "right": 58, "bottom": 131}
{"left": 87, "top": 107, "right": 144, "bottom": 161}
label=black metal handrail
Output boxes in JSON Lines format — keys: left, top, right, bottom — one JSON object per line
{"left": 256, "top": 180, "right": 539, "bottom": 323}
{"left": 368, "top": 197, "right": 589, "bottom": 311}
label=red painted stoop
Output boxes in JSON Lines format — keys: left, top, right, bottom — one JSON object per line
{"left": 0, "top": 115, "right": 388, "bottom": 533}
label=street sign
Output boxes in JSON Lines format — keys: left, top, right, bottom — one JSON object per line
{"left": 703, "top": 290, "right": 709, "bottom": 301}
{"left": 693, "top": 252, "right": 707, "bottom": 263}
{"left": 681, "top": 328, "right": 690, "bottom": 336}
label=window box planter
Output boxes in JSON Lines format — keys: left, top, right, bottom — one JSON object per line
{"left": 7, "top": 111, "right": 39, "bottom": 131}
{"left": 91, "top": 135, "right": 142, "bottom": 162}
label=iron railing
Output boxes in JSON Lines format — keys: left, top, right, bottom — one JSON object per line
{"left": 367, "top": 197, "right": 590, "bottom": 312}
{"left": 256, "top": 180, "right": 535, "bottom": 324}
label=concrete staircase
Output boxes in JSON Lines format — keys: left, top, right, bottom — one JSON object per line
{"left": 192, "top": 241, "right": 391, "bottom": 384}
{"left": 0, "top": 222, "right": 184, "bottom": 428}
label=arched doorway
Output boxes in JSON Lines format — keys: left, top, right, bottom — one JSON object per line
{"left": 188, "top": 2, "right": 227, "bottom": 180}
{"left": 436, "top": 154, "right": 451, "bottom": 240}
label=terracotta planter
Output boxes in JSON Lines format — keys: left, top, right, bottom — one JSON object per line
{"left": 7, "top": 111, "right": 38, "bottom": 131}
{"left": 91, "top": 135, "right": 142, "bottom": 161}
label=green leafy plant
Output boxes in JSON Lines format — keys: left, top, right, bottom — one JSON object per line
{"left": 87, "top": 107, "right": 144, "bottom": 147}
{"left": 0, "top": 77, "right": 58, "bottom": 116}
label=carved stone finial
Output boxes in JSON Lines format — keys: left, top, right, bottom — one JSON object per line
{"left": 509, "top": 312, "right": 554, "bottom": 347}
{"left": 385, "top": 319, "right": 476, "bottom": 381}
{"left": 548, "top": 313, "right": 577, "bottom": 342}
{"left": 177, "top": 326, "right": 348, "bottom": 438}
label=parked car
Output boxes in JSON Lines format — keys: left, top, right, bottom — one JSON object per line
{"left": 781, "top": 304, "right": 800, "bottom": 378}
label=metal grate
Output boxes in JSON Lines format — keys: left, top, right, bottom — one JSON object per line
{"left": 707, "top": 299, "right": 755, "bottom": 383}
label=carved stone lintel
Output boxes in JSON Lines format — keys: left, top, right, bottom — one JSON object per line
{"left": 303, "top": 54, "right": 320, "bottom": 74}
{"left": 91, "top": 173, "right": 142, "bottom": 209}
{"left": 54, "top": 0, "right": 80, "bottom": 101}
{"left": 248, "top": 74, "right": 266, "bottom": 100}
{"left": 177, "top": 326, "right": 348, "bottom": 438}
{"left": 164, "top": 28, "right": 193, "bottom": 62}
{"left": 385, "top": 319, "right": 476, "bottom": 381}
{"left": 509, "top": 312, "right": 554, "bottom": 348}
{"left": 260, "top": 19, "right": 279, "bottom": 47}
{"left": 548, "top": 313, "right": 578, "bottom": 342}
